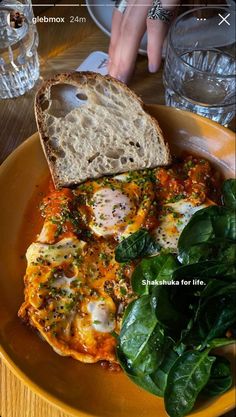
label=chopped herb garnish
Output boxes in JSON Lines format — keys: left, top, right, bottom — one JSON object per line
{"left": 93, "top": 320, "right": 101, "bottom": 325}
{"left": 120, "top": 287, "right": 127, "bottom": 296}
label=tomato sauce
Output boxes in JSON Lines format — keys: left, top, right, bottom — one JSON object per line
{"left": 155, "top": 155, "right": 222, "bottom": 206}
{"left": 17, "top": 174, "right": 50, "bottom": 261}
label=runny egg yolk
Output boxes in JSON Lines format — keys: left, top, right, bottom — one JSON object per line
{"left": 90, "top": 188, "right": 134, "bottom": 236}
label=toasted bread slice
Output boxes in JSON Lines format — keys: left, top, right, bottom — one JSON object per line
{"left": 35, "top": 72, "right": 171, "bottom": 188}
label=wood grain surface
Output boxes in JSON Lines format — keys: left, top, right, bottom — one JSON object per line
{"left": 0, "top": 3, "right": 235, "bottom": 417}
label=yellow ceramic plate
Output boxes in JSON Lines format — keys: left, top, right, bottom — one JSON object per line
{"left": 0, "top": 105, "right": 235, "bottom": 417}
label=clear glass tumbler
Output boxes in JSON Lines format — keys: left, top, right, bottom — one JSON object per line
{"left": 163, "top": 6, "right": 236, "bottom": 125}
{"left": 0, "top": 0, "right": 39, "bottom": 99}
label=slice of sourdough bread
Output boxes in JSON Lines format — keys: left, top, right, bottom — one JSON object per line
{"left": 35, "top": 72, "right": 171, "bottom": 188}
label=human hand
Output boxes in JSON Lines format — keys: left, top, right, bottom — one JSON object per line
{"left": 108, "top": 0, "right": 177, "bottom": 83}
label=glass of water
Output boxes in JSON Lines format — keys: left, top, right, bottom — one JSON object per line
{"left": 0, "top": 0, "right": 39, "bottom": 99}
{"left": 163, "top": 6, "right": 236, "bottom": 125}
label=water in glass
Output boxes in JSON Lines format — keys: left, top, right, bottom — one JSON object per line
{"left": 0, "top": 0, "right": 39, "bottom": 99}
{"left": 164, "top": 6, "right": 236, "bottom": 125}
{"left": 164, "top": 49, "right": 236, "bottom": 125}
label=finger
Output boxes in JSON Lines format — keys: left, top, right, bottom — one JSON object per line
{"left": 108, "top": 8, "right": 123, "bottom": 65}
{"left": 146, "top": 19, "right": 169, "bottom": 73}
{"left": 109, "top": 0, "right": 152, "bottom": 83}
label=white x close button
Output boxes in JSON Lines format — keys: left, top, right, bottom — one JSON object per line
{"left": 218, "top": 13, "right": 231, "bottom": 26}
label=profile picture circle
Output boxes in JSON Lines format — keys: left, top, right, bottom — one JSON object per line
{"left": 7, "top": 10, "right": 25, "bottom": 29}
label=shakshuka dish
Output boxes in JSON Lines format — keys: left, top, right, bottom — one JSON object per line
{"left": 18, "top": 155, "right": 221, "bottom": 365}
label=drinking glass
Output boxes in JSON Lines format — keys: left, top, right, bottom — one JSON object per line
{"left": 163, "top": 6, "right": 236, "bottom": 125}
{"left": 0, "top": 0, "right": 39, "bottom": 99}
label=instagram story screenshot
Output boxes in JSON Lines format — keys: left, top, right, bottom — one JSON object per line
{"left": 0, "top": 1, "right": 235, "bottom": 417}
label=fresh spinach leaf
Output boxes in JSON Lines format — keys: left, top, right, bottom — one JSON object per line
{"left": 151, "top": 286, "right": 188, "bottom": 332}
{"left": 209, "top": 338, "right": 236, "bottom": 348}
{"left": 222, "top": 179, "right": 236, "bottom": 210}
{"left": 151, "top": 346, "right": 179, "bottom": 397}
{"left": 178, "top": 211, "right": 214, "bottom": 264}
{"left": 118, "top": 336, "right": 178, "bottom": 397}
{"left": 118, "top": 295, "right": 165, "bottom": 375}
{"left": 165, "top": 350, "right": 215, "bottom": 417}
{"left": 202, "top": 355, "right": 232, "bottom": 397}
{"left": 167, "top": 282, "right": 202, "bottom": 320}
{"left": 184, "top": 240, "right": 236, "bottom": 265}
{"left": 173, "top": 260, "right": 236, "bottom": 281}
{"left": 131, "top": 253, "right": 179, "bottom": 295}
{"left": 200, "top": 280, "right": 236, "bottom": 300}
{"left": 116, "top": 346, "right": 163, "bottom": 396}
{"left": 178, "top": 206, "right": 236, "bottom": 264}
{"left": 115, "top": 229, "right": 160, "bottom": 263}
{"left": 219, "top": 243, "right": 236, "bottom": 263}
{"left": 184, "top": 294, "right": 236, "bottom": 348}
{"left": 130, "top": 373, "right": 164, "bottom": 396}
{"left": 180, "top": 243, "right": 213, "bottom": 264}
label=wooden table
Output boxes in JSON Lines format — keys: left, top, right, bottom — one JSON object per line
{"left": 0, "top": 4, "right": 235, "bottom": 417}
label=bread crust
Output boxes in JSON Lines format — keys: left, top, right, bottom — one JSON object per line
{"left": 35, "top": 71, "right": 171, "bottom": 188}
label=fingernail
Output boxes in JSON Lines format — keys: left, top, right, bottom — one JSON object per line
{"left": 109, "top": 67, "right": 116, "bottom": 78}
{"left": 117, "top": 74, "right": 127, "bottom": 83}
{"left": 149, "top": 63, "right": 157, "bottom": 73}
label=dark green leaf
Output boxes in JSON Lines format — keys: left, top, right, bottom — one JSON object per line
{"left": 151, "top": 346, "right": 178, "bottom": 397}
{"left": 121, "top": 298, "right": 136, "bottom": 322}
{"left": 178, "top": 206, "right": 236, "bottom": 264}
{"left": 131, "top": 253, "right": 179, "bottom": 296}
{"left": 173, "top": 260, "right": 236, "bottom": 282}
{"left": 178, "top": 212, "right": 214, "bottom": 264}
{"left": 115, "top": 229, "right": 160, "bottom": 263}
{"left": 116, "top": 346, "right": 163, "bottom": 396}
{"left": 222, "top": 179, "right": 236, "bottom": 210}
{"left": 219, "top": 243, "right": 236, "bottom": 263}
{"left": 118, "top": 295, "right": 165, "bottom": 375}
{"left": 184, "top": 294, "right": 236, "bottom": 348}
{"left": 182, "top": 240, "right": 236, "bottom": 265}
{"left": 200, "top": 280, "right": 236, "bottom": 300}
{"left": 165, "top": 350, "right": 215, "bottom": 417}
{"left": 202, "top": 355, "right": 232, "bottom": 397}
{"left": 209, "top": 338, "right": 236, "bottom": 348}
{"left": 167, "top": 282, "right": 202, "bottom": 320}
{"left": 117, "top": 337, "right": 178, "bottom": 397}
{"left": 130, "top": 373, "right": 164, "bottom": 396}
{"left": 151, "top": 286, "right": 188, "bottom": 332}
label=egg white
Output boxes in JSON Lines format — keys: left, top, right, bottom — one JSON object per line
{"left": 26, "top": 237, "right": 86, "bottom": 265}
{"left": 153, "top": 198, "right": 214, "bottom": 251}
{"left": 90, "top": 187, "right": 134, "bottom": 237}
{"left": 88, "top": 173, "right": 154, "bottom": 240}
{"left": 87, "top": 300, "right": 116, "bottom": 333}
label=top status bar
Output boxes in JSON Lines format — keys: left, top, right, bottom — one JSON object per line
{"left": 4, "top": 3, "right": 232, "bottom": 6}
